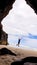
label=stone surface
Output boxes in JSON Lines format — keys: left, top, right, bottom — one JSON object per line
{"left": 25, "top": 0, "right": 37, "bottom": 14}
{"left": 0, "top": 0, "right": 15, "bottom": 22}
{"left": 0, "top": 0, "right": 15, "bottom": 45}
{"left": 11, "top": 56, "right": 37, "bottom": 65}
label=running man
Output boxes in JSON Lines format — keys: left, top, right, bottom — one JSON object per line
{"left": 16, "top": 38, "right": 21, "bottom": 47}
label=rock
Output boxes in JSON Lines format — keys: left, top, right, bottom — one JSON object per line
{"left": 0, "top": 47, "right": 16, "bottom": 56}
{"left": 11, "top": 56, "right": 37, "bottom": 65}
{"left": 25, "top": 0, "right": 37, "bottom": 14}
{"left": 0, "top": 0, "right": 15, "bottom": 45}
{"left": 0, "top": 0, "right": 15, "bottom": 22}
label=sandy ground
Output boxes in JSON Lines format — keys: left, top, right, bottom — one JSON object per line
{"left": 0, "top": 45, "right": 37, "bottom": 65}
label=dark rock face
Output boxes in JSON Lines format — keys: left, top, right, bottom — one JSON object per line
{"left": 0, "top": 0, "right": 15, "bottom": 21}
{"left": 0, "top": 48, "right": 16, "bottom": 56}
{"left": 0, "top": 23, "right": 8, "bottom": 45}
{"left": 0, "top": 30, "right": 8, "bottom": 45}
{"left": 11, "top": 56, "right": 37, "bottom": 65}
{"left": 25, "top": 0, "right": 37, "bottom": 14}
{"left": 0, "top": 23, "right": 2, "bottom": 41}
{"left": 0, "top": 0, "right": 15, "bottom": 44}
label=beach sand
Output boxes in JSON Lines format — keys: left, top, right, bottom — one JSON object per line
{"left": 0, "top": 45, "right": 37, "bottom": 65}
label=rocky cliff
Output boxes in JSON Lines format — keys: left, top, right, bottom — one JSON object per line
{"left": 0, "top": 0, "right": 15, "bottom": 44}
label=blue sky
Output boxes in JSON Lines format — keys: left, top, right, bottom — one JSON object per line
{"left": 28, "top": 33, "right": 37, "bottom": 39}
{"left": 2, "top": 0, "right": 37, "bottom": 49}
{"left": 8, "top": 33, "right": 37, "bottom": 49}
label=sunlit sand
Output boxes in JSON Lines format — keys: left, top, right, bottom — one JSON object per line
{"left": 0, "top": 45, "right": 37, "bottom": 65}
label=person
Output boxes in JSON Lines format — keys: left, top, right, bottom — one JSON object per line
{"left": 16, "top": 38, "right": 21, "bottom": 47}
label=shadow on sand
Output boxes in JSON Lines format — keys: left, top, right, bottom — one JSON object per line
{"left": 0, "top": 47, "right": 16, "bottom": 56}
{"left": 11, "top": 56, "right": 37, "bottom": 65}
